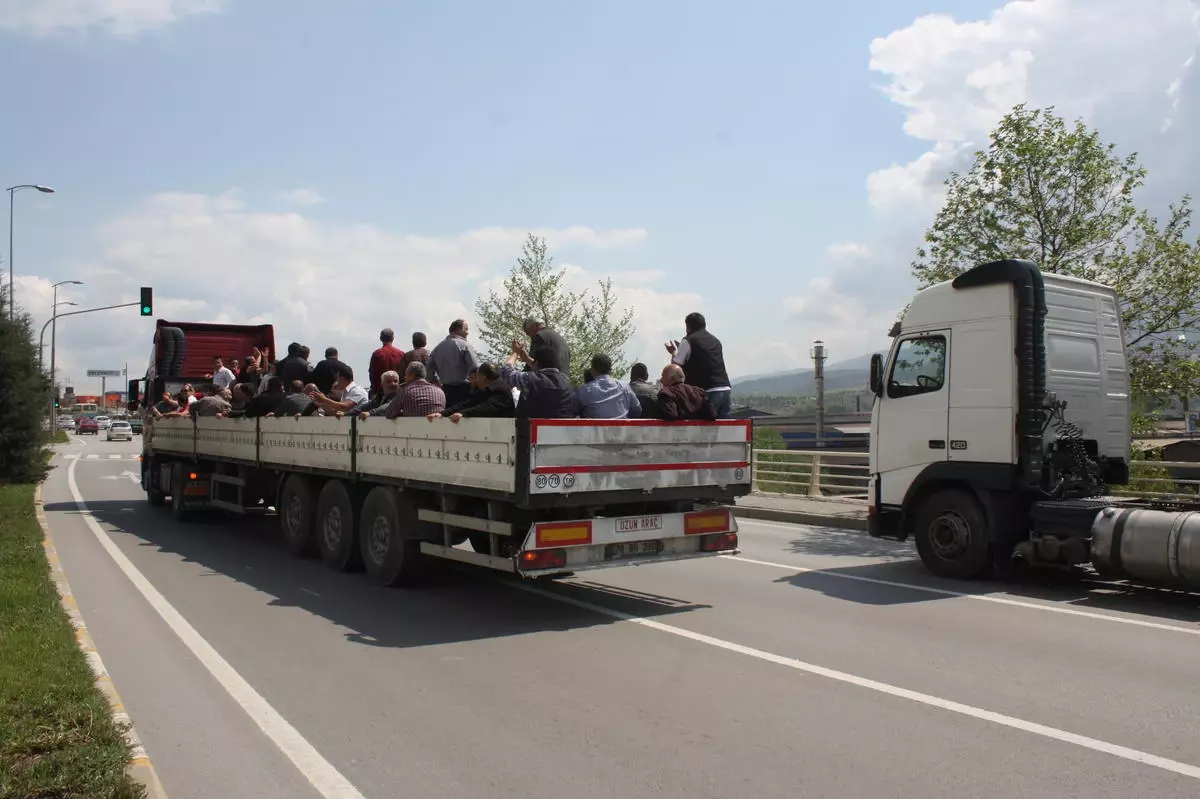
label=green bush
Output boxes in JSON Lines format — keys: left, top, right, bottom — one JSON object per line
{"left": 0, "top": 286, "right": 51, "bottom": 484}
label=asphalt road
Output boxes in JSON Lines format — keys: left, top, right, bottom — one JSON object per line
{"left": 43, "top": 435, "right": 1200, "bottom": 798}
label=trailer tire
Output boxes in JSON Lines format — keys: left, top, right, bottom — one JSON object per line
{"left": 280, "top": 474, "right": 317, "bottom": 557}
{"left": 912, "top": 488, "right": 992, "bottom": 580}
{"left": 316, "top": 480, "right": 361, "bottom": 572}
{"left": 170, "top": 465, "right": 191, "bottom": 523}
{"left": 359, "top": 487, "right": 422, "bottom": 587}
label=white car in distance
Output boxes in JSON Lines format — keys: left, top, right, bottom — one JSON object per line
{"left": 107, "top": 420, "right": 133, "bottom": 442}
{"left": 95, "top": 415, "right": 112, "bottom": 430}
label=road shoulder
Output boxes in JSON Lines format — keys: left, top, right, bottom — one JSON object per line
{"left": 35, "top": 483, "right": 169, "bottom": 799}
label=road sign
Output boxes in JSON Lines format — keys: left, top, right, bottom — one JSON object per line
{"left": 87, "top": 369, "right": 124, "bottom": 377}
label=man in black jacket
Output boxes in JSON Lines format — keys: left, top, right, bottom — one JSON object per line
{"left": 520, "top": 317, "right": 571, "bottom": 373}
{"left": 276, "top": 342, "right": 312, "bottom": 388}
{"left": 665, "top": 312, "right": 732, "bottom": 418}
{"left": 310, "top": 346, "right": 345, "bottom": 395}
{"left": 427, "top": 363, "right": 515, "bottom": 422}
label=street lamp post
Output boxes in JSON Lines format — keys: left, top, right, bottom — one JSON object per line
{"left": 48, "top": 280, "right": 83, "bottom": 422}
{"left": 6, "top": 184, "right": 56, "bottom": 322}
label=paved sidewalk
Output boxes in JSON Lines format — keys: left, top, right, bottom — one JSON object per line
{"left": 733, "top": 492, "right": 868, "bottom": 531}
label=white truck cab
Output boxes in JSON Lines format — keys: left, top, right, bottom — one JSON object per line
{"left": 867, "top": 259, "right": 1133, "bottom": 579}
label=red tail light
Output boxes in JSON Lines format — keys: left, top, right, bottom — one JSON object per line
{"left": 700, "top": 532, "right": 738, "bottom": 552}
{"left": 519, "top": 549, "right": 567, "bottom": 570}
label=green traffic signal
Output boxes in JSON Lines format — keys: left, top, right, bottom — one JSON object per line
{"left": 139, "top": 286, "right": 153, "bottom": 316}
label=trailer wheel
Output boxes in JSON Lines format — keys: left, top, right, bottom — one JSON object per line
{"left": 359, "top": 487, "right": 422, "bottom": 587}
{"left": 170, "top": 465, "right": 191, "bottom": 523}
{"left": 912, "top": 488, "right": 992, "bottom": 580}
{"left": 316, "top": 480, "right": 361, "bottom": 572}
{"left": 144, "top": 461, "right": 166, "bottom": 506}
{"left": 280, "top": 474, "right": 317, "bottom": 557}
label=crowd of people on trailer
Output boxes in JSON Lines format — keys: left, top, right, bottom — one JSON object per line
{"left": 149, "top": 313, "right": 733, "bottom": 425}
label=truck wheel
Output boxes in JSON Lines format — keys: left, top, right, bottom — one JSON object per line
{"left": 144, "top": 461, "right": 166, "bottom": 506}
{"left": 280, "top": 475, "right": 317, "bottom": 557}
{"left": 912, "top": 488, "right": 992, "bottom": 580}
{"left": 359, "top": 487, "right": 422, "bottom": 587}
{"left": 316, "top": 480, "right": 361, "bottom": 572}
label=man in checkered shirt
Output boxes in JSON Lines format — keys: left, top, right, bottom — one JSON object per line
{"left": 384, "top": 362, "right": 446, "bottom": 419}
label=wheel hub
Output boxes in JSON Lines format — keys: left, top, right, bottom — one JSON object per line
{"left": 369, "top": 517, "right": 390, "bottom": 564}
{"left": 323, "top": 506, "right": 342, "bottom": 551}
{"left": 286, "top": 496, "right": 303, "bottom": 533}
{"left": 928, "top": 510, "right": 970, "bottom": 560}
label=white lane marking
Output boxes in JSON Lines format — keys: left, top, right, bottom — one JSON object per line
{"left": 64, "top": 453, "right": 80, "bottom": 460}
{"left": 86, "top": 454, "right": 99, "bottom": 460}
{"left": 65, "top": 457, "right": 365, "bottom": 798}
{"left": 109, "top": 454, "right": 122, "bottom": 460}
{"left": 723, "top": 554, "right": 1200, "bottom": 638}
{"left": 510, "top": 580, "right": 1200, "bottom": 781}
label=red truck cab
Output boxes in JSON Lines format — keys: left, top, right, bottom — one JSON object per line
{"left": 128, "top": 320, "right": 275, "bottom": 414}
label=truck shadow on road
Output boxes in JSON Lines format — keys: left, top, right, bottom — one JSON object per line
{"left": 771, "top": 553, "right": 1200, "bottom": 627}
{"left": 44, "top": 500, "right": 713, "bottom": 650}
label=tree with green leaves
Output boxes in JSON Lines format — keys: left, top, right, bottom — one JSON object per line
{"left": 0, "top": 284, "right": 51, "bottom": 483}
{"left": 911, "top": 104, "right": 1200, "bottom": 414}
{"left": 474, "top": 233, "right": 636, "bottom": 383}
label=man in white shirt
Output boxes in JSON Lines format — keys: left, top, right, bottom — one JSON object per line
{"left": 209, "top": 357, "right": 237, "bottom": 391}
{"left": 308, "top": 363, "right": 369, "bottom": 415}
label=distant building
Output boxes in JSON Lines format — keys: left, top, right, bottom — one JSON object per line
{"left": 730, "top": 407, "right": 774, "bottom": 419}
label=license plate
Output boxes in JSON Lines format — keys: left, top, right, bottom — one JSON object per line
{"left": 616, "top": 514, "right": 663, "bottom": 534}
{"left": 604, "top": 540, "right": 664, "bottom": 560}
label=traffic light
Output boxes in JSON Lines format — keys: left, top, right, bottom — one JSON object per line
{"left": 140, "top": 286, "right": 153, "bottom": 316}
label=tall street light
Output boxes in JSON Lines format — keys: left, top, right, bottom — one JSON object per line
{"left": 49, "top": 280, "right": 82, "bottom": 421}
{"left": 6, "top": 183, "right": 56, "bottom": 322}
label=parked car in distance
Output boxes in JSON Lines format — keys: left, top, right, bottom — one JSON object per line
{"left": 57, "top": 416, "right": 76, "bottom": 431}
{"left": 95, "top": 415, "right": 112, "bottom": 430}
{"left": 107, "top": 420, "right": 133, "bottom": 442}
{"left": 78, "top": 418, "right": 99, "bottom": 435}
{"left": 129, "top": 417, "right": 143, "bottom": 434}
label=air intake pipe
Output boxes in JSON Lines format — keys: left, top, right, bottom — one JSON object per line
{"left": 952, "top": 259, "right": 1047, "bottom": 490}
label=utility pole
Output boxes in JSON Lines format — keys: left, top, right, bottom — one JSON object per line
{"left": 811, "top": 340, "right": 827, "bottom": 448}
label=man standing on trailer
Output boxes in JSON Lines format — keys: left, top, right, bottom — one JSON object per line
{"left": 665, "top": 312, "right": 732, "bottom": 418}
{"left": 369, "top": 328, "right": 406, "bottom": 400}
{"left": 428, "top": 319, "right": 480, "bottom": 407}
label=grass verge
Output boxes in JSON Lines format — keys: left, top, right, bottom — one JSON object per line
{"left": 48, "top": 430, "right": 69, "bottom": 444}
{"left": 0, "top": 483, "right": 145, "bottom": 799}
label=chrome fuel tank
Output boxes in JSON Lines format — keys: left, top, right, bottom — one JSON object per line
{"left": 1091, "top": 507, "right": 1200, "bottom": 588}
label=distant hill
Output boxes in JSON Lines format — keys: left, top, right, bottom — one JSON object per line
{"left": 731, "top": 353, "right": 878, "bottom": 397}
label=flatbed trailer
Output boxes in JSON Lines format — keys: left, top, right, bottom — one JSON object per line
{"left": 141, "top": 415, "right": 753, "bottom": 585}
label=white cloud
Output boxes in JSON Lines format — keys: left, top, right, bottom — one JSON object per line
{"left": 15, "top": 190, "right": 657, "bottom": 393}
{"left": 276, "top": 188, "right": 326, "bottom": 207}
{"left": 777, "top": 0, "right": 1200, "bottom": 379}
{"left": 0, "top": 0, "right": 225, "bottom": 36}
{"left": 865, "top": 0, "right": 1200, "bottom": 212}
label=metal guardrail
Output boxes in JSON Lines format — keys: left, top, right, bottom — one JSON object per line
{"left": 751, "top": 449, "right": 1200, "bottom": 504}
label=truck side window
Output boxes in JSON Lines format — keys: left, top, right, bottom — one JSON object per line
{"left": 887, "top": 336, "right": 946, "bottom": 399}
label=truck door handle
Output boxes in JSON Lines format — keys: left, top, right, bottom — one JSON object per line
{"left": 928, "top": 440, "right": 945, "bottom": 449}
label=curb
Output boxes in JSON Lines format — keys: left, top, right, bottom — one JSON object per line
{"left": 35, "top": 484, "right": 169, "bottom": 799}
{"left": 733, "top": 504, "right": 870, "bottom": 532}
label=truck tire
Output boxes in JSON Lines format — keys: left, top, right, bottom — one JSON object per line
{"left": 280, "top": 474, "right": 317, "bottom": 557}
{"left": 359, "top": 486, "right": 422, "bottom": 587}
{"left": 316, "top": 480, "right": 361, "bottom": 572}
{"left": 912, "top": 488, "right": 993, "bottom": 580}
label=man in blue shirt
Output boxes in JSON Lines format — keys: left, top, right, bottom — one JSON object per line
{"left": 576, "top": 354, "right": 641, "bottom": 419}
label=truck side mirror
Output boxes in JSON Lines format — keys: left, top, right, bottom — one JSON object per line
{"left": 869, "top": 353, "right": 884, "bottom": 397}
{"left": 127, "top": 379, "right": 140, "bottom": 412}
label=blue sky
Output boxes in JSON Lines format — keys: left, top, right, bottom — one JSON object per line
{"left": 3, "top": 0, "right": 1196, "bottom": 391}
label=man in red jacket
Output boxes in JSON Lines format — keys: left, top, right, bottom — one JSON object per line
{"left": 368, "top": 328, "right": 405, "bottom": 400}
